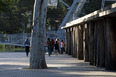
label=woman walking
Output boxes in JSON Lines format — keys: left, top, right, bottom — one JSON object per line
{"left": 24, "top": 38, "right": 30, "bottom": 57}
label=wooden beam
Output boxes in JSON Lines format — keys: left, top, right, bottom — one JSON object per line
{"left": 62, "top": 3, "right": 116, "bottom": 29}
{"left": 105, "top": 0, "right": 116, "bottom": 1}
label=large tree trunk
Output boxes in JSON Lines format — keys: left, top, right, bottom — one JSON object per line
{"left": 30, "top": 0, "right": 48, "bottom": 69}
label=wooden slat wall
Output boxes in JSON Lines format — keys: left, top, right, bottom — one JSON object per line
{"left": 65, "top": 17, "right": 116, "bottom": 70}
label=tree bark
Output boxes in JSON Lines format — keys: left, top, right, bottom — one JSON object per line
{"left": 30, "top": 0, "right": 48, "bottom": 69}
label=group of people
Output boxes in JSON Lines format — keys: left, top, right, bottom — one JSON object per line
{"left": 46, "top": 38, "right": 65, "bottom": 56}
{"left": 24, "top": 37, "right": 65, "bottom": 57}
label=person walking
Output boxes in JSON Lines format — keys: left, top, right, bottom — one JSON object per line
{"left": 46, "top": 38, "right": 52, "bottom": 56}
{"left": 24, "top": 37, "right": 30, "bottom": 57}
{"left": 54, "top": 41, "right": 59, "bottom": 55}
{"left": 61, "top": 40, "right": 65, "bottom": 54}
{"left": 51, "top": 39, "right": 55, "bottom": 54}
{"left": 56, "top": 38, "right": 60, "bottom": 54}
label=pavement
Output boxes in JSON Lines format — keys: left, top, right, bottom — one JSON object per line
{"left": 0, "top": 52, "right": 116, "bottom": 77}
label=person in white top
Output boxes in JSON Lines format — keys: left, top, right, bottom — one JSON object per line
{"left": 60, "top": 40, "right": 65, "bottom": 54}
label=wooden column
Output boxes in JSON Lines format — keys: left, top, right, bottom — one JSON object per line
{"left": 70, "top": 28, "right": 73, "bottom": 55}
{"left": 72, "top": 27, "right": 74, "bottom": 57}
{"left": 84, "top": 24, "right": 89, "bottom": 62}
{"left": 97, "top": 20, "right": 105, "bottom": 67}
{"left": 89, "top": 22, "right": 95, "bottom": 65}
{"left": 67, "top": 28, "right": 70, "bottom": 54}
{"left": 104, "top": 18, "right": 116, "bottom": 70}
{"left": 96, "top": 21, "right": 101, "bottom": 67}
{"left": 72, "top": 27, "right": 77, "bottom": 58}
{"left": 92, "top": 20, "right": 105, "bottom": 67}
{"left": 65, "top": 29, "right": 68, "bottom": 54}
{"left": 94, "top": 22, "right": 97, "bottom": 66}
{"left": 68, "top": 28, "right": 72, "bottom": 55}
{"left": 78, "top": 25, "right": 83, "bottom": 60}
{"left": 75, "top": 26, "right": 79, "bottom": 58}
{"left": 83, "top": 25, "right": 86, "bottom": 61}
{"left": 74, "top": 26, "right": 78, "bottom": 58}
{"left": 68, "top": 28, "right": 71, "bottom": 55}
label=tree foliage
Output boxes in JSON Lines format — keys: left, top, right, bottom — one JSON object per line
{"left": 46, "top": 0, "right": 73, "bottom": 31}
{"left": 0, "top": 0, "right": 114, "bottom": 33}
{"left": 0, "top": 0, "right": 15, "bottom": 14}
{"left": 0, "top": 0, "right": 34, "bottom": 34}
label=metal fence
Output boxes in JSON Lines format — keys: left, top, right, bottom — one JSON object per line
{"left": 0, "top": 33, "right": 31, "bottom": 44}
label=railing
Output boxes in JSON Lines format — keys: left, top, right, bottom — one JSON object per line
{"left": 0, "top": 33, "right": 31, "bottom": 44}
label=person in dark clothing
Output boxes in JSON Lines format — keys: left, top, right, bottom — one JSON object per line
{"left": 24, "top": 38, "right": 30, "bottom": 57}
{"left": 56, "top": 38, "right": 60, "bottom": 54}
{"left": 46, "top": 38, "right": 52, "bottom": 56}
{"left": 51, "top": 39, "right": 55, "bottom": 53}
{"left": 54, "top": 41, "right": 59, "bottom": 55}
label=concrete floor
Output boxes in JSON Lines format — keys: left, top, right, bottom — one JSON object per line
{"left": 0, "top": 52, "right": 116, "bottom": 77}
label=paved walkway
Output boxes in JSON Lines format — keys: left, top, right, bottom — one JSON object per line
{"left": 0, "top": 52, "right": 116, "bottom": 77}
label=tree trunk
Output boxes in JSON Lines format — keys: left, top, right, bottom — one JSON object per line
{"left": 30, "top": 0, "right": 48, "bottom": 69}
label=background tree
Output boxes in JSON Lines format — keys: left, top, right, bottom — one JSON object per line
{"left": 0, "top": 0, "right": 15, "bottom": 14}
{"left": 0, "top": 0, "right": 114, "bottom": 34}
{"left": 0, "top": 0, "right": 34, "bottom": 34}
{"left": 46, "top": 0, "right": 73, "bottom": 31}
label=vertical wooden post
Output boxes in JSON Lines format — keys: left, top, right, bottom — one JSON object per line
{"left": 97, "top": 20, "right": 105, "bottom": 67}
{"left": 67, "top": 28, "right": 71, "bottom": 55}
{"left": 65, "top": 29, "right": 68, "bottom": 54}
{"left": 83, "top": 24, "right": 86, "bottom": 61}
{"left": 84, "top": 24, "right": 89, "bottom": 62}
{"left": 75, "top": 26, "right": 79, "bottom": 58}
{"left": 68, "top": 28, "right": 71, "bottom": 55}
{"left": 94, "top": 22, "right": 97, "bottom": 66}
{"left": 89, "top": 22, "right": 95, "bottom": 65}
{"left": 74, "top": 26, "right": 78, "bottom": 58}
{"left": 72, "top": 27, "right": 76, "bottom": 57}
{"left": 93, "top": 20, "right": 105, "bottom": 67}
{"left": 104, "top": 18, "right": 116, "bottom": 70}
{"left": 71, "top": 27, "right": 73, "bottom": 56}
{"left": 78, "top": 25, "right": 83, "bottom": 60}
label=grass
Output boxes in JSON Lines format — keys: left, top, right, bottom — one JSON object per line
{"left": 0, "top": 44, "right": 25, "bottom": 52}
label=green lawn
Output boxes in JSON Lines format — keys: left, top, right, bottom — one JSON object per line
{"left": 0, "top": 44, "right": 25, "bottom": 52}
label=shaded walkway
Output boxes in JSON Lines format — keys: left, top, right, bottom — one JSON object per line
{"left": 0, "top": 52, "right": 116, "bottom": 77}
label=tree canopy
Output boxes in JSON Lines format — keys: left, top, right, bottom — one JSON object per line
{"left": 0, "top": 0, "right": 34, "bottom": 34}
{"left": 0, "top": 0, "right": 15, "bottom": 13}
{"left": 46, "top": 0, "right": 73, "bottom": 31}
{"left": 0, "top": 0, "right": 114, "bottom": 34}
